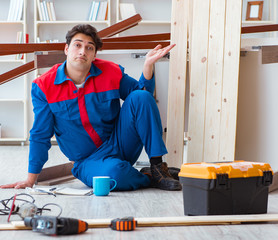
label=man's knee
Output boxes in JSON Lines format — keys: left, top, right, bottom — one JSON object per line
{"left": 105, "top": 160, "right": 149, "bottom": 191}
{"left": 124, "top": 90, "right": 158, "bottom": 116}
{"left": 106, "top": 160, "right": 132, "bottom": 187}
{"left": 127, "top": 90, "right": 154, "bottom": 104}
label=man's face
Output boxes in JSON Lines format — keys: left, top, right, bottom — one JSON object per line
{"left": 64, "top": 33, "right": 97, "bottom": 71}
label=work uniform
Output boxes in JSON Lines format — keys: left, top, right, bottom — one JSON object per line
{"left": 29, "top": 58, "right": 167, "bottom": 190}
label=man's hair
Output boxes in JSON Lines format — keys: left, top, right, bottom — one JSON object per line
{"left": 66, "top": 24, "right": 103, "bottom": 51}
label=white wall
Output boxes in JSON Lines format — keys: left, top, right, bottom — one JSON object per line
{"left": 236, "top": 51, "right": 278, "bottom": 171}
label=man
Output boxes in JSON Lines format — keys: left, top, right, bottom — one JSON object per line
{"left": 1, "top": 24, "right": 181, "bottom": 191}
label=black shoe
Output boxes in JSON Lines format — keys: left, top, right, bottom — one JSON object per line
{"left": 150, "top": 162, "right": 182, "bottom": 191}
{"left": 140, "top": 167, "right": 152, "bottom": 180}
{"left": 168, "top": 167, "right": 180, "bottom": 180}
{"left": 140, "top": 166, "right": 180, "bottom": 180}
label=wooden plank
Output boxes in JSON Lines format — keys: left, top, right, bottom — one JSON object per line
{"left": 219, "top": 0, "right": 242, "bottom": 161}
{"left": 0, "top": 61, "right": 35, "bottom": 85}
{"left": 203, "top": 0, "right": 226, "bottom": 162}
{"left": 102, "top": 33, "right": 170, "bottom": 42}
{"left": 34, "top": 51, "right": 66, "bottom": 69}
{"left": 166, "top": 0, "right": 188, "bottom": 167}
{"left": 102, "top": 41, "right": 170, "bottom": 50}
{"left": 97, "top": 14, "right": 142, "bottom": 38}
{"left": 36, "top": 175, "right": 76, "bottom": 186}
{"left": 186, "top": 0, "right": 210, "bottom": 163}
{"left": 36, "top": 162, "right": 73, "bottom": 183}
{"left": 0, "top": 41, "right": 170, "bottom": 59}
{"left": 0, "top": 43, "right": 65, "bottom": 56}
{"left": 242, "top": 24, "right": 278, "bottom": 34}
{"left": 262, "top": 45, "right": 278, "bottom": 64}
{"left": 0, "top": 40, "right": 169, "bottom": 56}
{"left": 3, "top": 214, "right": 278, "bottom": 231}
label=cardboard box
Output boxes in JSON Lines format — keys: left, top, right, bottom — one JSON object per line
{"left": 179, "top": 161, "right": 273, "bottom": 215}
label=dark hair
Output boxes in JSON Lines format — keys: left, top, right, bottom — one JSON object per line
{"left": 66, "top": 24, "right": 103, "bottom": 51}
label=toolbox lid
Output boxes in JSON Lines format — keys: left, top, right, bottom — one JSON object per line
{"left": 179, "top": 161, "right": 273, "bottom": 179}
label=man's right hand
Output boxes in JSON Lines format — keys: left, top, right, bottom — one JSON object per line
{"left": 0, "top": 180, "right": 34, "bottom": 189}
{"left": 0, "top": 173, "right": 39, "bottom": 189}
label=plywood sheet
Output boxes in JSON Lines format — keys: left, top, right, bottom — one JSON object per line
{"left": 166, "top": 0, "right": 188, "bottom": 167}
{"left": 187, "top": 0, "right": 210, "bottom": 162}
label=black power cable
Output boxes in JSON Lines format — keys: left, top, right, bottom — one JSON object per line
{"left": 0, "top": 193, "right": 62, "bottom": 221}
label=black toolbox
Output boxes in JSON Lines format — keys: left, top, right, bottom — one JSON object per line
{"left": 179, "top": 161, "right": 273, "bottom": 215}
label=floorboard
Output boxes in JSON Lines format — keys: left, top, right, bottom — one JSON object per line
{"left": 0, "top": 145, "right": 278, "bottom": 239}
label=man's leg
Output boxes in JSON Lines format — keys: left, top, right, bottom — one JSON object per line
{"left": 72, "top": 90, "right": 181, "bottom": 191}
{"left": 115, "top": 90, "right": 181, "bottom": 190}
{"left": 71, "top": 140, "right": 150, "bottom": 191}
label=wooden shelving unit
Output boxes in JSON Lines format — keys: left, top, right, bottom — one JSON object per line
{"left": 34, "top": 0, "right": 111, "bottom": 43}
{"left": 116, "top": 0, "right": 171, "bottom": 36}
{"left": 0, "top": 0, "right": 27, "bottom": 144}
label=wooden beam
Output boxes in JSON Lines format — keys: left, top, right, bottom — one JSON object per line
{"left": 0, "top": 61, "right": 35, "bottom": 85}
{"left": 102, "top": 33, "right": 170, "bottom": 42}
{"left": 102, "top": 41, "right": 170, "bottom": 50}
{"left": 36, "top": 162, "right": 74, "bottom": 186}
{"left": 97, "top": 14, "right": 142, "bottom": 38}
{"left": 34, "top": 51, "right": 66, "bottom": 69}
{"left": 166, "top": 0, "right": 188, "bottom": 167}
{"left": 218, "top": 0, "right": 242, "bottom": 161}
{"left": 242, "top": 24, "right": 278, "bottom": 34}
{"left": 3, "top": 214, "right": 278, "bottom": 231}
{"left": 203, "top": 0, "right": 226, "bottom": 162}
{"left": 0, "top": 43, "right": 65, "bottom": 56}
{"left": 187, "top": 0, "right": 210, "bottom": 163}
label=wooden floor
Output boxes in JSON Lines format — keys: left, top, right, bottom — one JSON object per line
{"left": 1, "top": 145, "right": 278, "bottom": 239}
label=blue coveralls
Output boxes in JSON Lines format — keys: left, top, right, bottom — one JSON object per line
{"left": 29, "top": 58, "right": 168, "bottom": 190}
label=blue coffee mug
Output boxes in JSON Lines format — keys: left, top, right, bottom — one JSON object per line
{"left": 93, "top": 176, "right": 117, "bottom": 196}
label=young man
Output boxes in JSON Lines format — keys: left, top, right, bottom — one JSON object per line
{"left": 1, "top": 24, "right": 181, "bottom": 191}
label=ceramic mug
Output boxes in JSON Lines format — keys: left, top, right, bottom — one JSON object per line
{"left": 93, "top": 176, "right": 117, "bottom": 196}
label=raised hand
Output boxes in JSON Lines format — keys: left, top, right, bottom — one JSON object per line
{"left": 143, "top": 44, "right": 176, "bottom": 80}
{"left": 145, "top": 44, "right": 176, "bottom": 66}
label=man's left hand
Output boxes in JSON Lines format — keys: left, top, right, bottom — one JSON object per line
{"left": 145, "top": 44, "right": 176, "bottom": 66}
{"left": 143, "top": 44, "right": 176, "bottom": 80}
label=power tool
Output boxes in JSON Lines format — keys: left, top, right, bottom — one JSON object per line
{"left": 110, "top": 216, "right": 137, "bottom": 231}
{"left": 24, "top": 215, "right": 88, "bottom": 235}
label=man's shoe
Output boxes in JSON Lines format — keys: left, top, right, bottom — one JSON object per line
{"left": 150, "top": 162, "right": 182, "bottom": 191}
{"left": 168, "top": 167, "right": 180, "bottom": 180}
{"left": 140, "top": 167, "right": 152, "bottom": 180}
{"left": 140, "top": 166, "right": 180, "bottom": 180}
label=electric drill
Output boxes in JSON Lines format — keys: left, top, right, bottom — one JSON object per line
{"left": 24, "top": 215, "right": 88, "bottom": 235}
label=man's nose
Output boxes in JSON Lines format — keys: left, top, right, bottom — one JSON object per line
{"left": 79, "top": 47, "right": 86, "bottom": 55}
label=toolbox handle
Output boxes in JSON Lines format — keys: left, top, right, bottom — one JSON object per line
{"left": 262, "top": 171, "right": 273, "bottom": 186}
{"left": 216, "top": 174, "right": 230, "bottom": 189}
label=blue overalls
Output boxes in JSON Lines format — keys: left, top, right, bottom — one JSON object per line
{"left": 29, "top": 59, "right": 167, "bottom": 190}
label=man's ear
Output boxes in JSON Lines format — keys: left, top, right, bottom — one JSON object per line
{"left": 64, "top": 44, "right": 69, "bottom": 55}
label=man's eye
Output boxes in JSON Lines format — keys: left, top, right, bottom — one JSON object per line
{"left": 74, "top": 43, "right": 80, "bottom": 47}
{"left": 87, "top": 46, "right": 94, "bottom": 50}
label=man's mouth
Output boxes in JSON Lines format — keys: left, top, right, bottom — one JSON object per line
{"left": 76, "top": 57, "right": 87, "bottom": 61}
